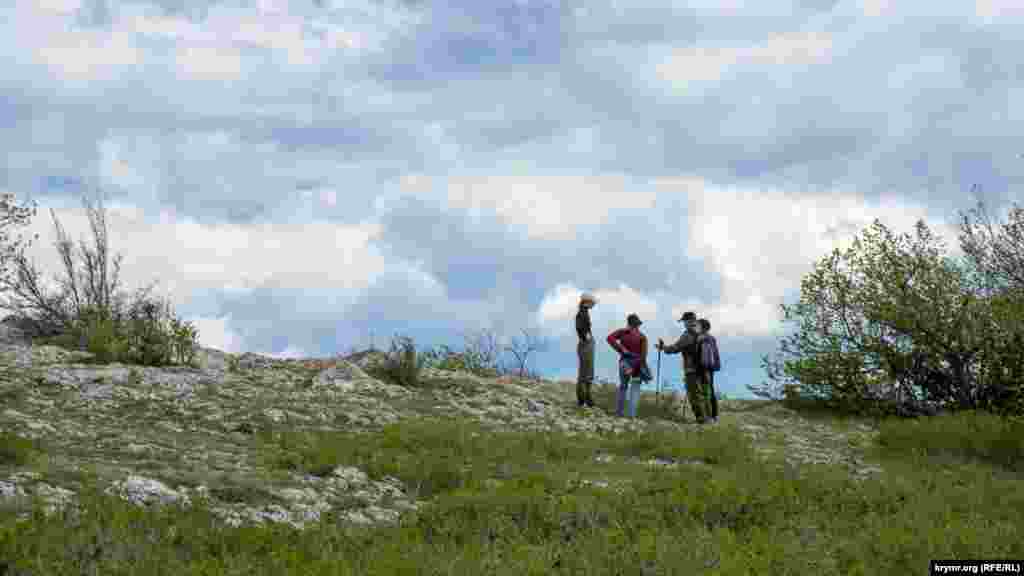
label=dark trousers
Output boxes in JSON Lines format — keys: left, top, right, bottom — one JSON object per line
{"left": 703, "top": 370, "right": 719, "bottom": 419}
{"left": 684, "top": 371, "right": 709, "bottom": 422}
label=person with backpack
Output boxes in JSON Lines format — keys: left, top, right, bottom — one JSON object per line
{"left": 656, "top": 311, "right": 711, "bottom": 424}
{"left": 575, "top": 293, "right": 598, "bottom": 408}
{"left": 697, "top": 318, "right": 721, "bottom": 424}
{"left": 607, "top": 313, "right": 652, "bottom": 418}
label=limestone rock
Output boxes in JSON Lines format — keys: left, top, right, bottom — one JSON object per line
{"left": 0, "top": 337, "right": 887, "bottom": 531}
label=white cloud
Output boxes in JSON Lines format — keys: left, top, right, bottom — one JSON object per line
{"left": 444, "top": 175, "right": 658, "bottom": 241}
{"left": 861, "top": 0, "right": 895, "bottom": 18}
{"left": 656, "top": 31, "right": 834, "bottom": 87}
{"left": 34, "top": 26, "right": 142, "bottom": 82}
{"left": 176, "top": 44, "right": 243, "bottom": 82}
{"left": 652, "top": 177, "right": 974, "bottom": 340}
{"left": 537, "top": 283, "right": 586, "bottom": 329}
{"left": 36, "top": 0, "right": 81, "bottom": 15}
{"left": 17, "top": 198, "right": 388, "bottom": 317}
{"left": 537, "top": 282, "right": 658, "bottom": 341}
{"left": 976, "top": 0, "right": 1024, "bottom": 22}
{"left": 182, "top": 315, "right": 245, "bottom": 354}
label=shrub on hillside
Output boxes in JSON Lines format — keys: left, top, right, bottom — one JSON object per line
{"left": 754, "top": 208, "right": 1024, "bottom": 418}
{"left": 0, "top": 189, "right": 200, "bottom": 368}
{"left": 367, "top": 334, "right": 427, "bottom": 388}
{"left": 419, "top": 330, "right": 505, "bottom": 379}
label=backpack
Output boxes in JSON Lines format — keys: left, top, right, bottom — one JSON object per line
{"left": 699, "top": 335, "right": 721, "bottom": 372}
{"left": 619, "top": 352, "right": 652, "bottom": 382}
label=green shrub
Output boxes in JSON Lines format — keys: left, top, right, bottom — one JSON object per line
{"left": 54, "top": 295, "right": 201, "bottom": 369}
{"left": 67, "top": 305, "right": 132, "bottom": 364}
{"left": 421, "top": 343, "right": 502, "bottom": 378}
{"left": 367, "top": 335, "right": 426, "bottom": 388}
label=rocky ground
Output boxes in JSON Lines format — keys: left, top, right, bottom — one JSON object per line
{"left": 0, "top": 326, "right": 886, "bottom": 531}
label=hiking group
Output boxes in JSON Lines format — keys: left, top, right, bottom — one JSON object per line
{"left": 575, "top": 293, "right": 722, "bottom": 424}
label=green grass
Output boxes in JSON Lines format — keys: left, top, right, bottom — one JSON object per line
{"left": 2, "top": 403, "right": 1023, "bottom": 575}
{"left": 0, "top": 430, "right": 41, "bottom": 467}
{"left": 873, "top": 409, "right": 1024, "bottom": 473}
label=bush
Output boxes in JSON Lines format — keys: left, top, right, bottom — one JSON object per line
{"left": 367, "top": 334, "right": 426, "bottom": 388}
{"left": 0, "top": 189, "right": 200, "bottom": 369}
{"left": 419, "top": 331, "right": 504, "bottom": 379}
{"left": 47, "top": 294, "right": 200, "bottom": 368}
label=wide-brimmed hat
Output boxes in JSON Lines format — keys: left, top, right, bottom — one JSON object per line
{"left": 677, "top": 311, "right": 697, "bottom": 323}
{"left": 580, "top": 292, "right": 597, "bottom": 306}
{"left": 626, "top": 313, "right": 642, "bottom": 326}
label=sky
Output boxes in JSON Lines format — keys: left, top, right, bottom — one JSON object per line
{"left": 2, "top": 0, "right": 1023, "bottom": 399}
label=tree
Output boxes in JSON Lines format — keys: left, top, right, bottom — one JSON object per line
{"left": 0, "top": 187, "right": 199, "bottom": 367}
{"left": 0, "top": 188, "right": 158, "bottom": 337}
{"left": 751, "top": 218, "right": 997, "bottom": 415}
{"left": 0, "top": 191, "right": 40, "bottom": 298}
{"left": 953, "top": 196, "right": 1024, "bottom": 415}
{"left": 503, "top": 328, "right": 546, "bottom": 380}
{"left": 956, "top": 195, "right": 1024, "bottom": 298}
{"left": 459, "top": 328, "right": 501, "bottom": 376}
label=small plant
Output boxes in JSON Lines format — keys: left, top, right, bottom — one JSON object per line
{"left": 366, "top": 334, "right": 426, "bottom": 388}
{"left": 0, "top": 430, "right": 39, "bottom": 466}
{"left": 226, "top": 355, "right": 242, "bottom": 373}
{"left": 166, "top": 315, "right": 200, "bottom": 367}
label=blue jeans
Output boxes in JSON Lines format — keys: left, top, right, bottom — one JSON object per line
{"left": 617, "top": 374, "right": 642, "bottom": 418}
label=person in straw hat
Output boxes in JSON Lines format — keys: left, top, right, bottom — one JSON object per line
{"left": 576, "top": 292, "right": 598, "bottom": 408}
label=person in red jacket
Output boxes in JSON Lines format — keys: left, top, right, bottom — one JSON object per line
{"left": 607, "top": 313, "right": 651, "bottom": 418}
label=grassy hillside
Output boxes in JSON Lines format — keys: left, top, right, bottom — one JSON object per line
{"left": 2, "top": 368, "right": 1022, "bottom": 575}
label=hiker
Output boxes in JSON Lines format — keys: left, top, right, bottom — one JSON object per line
{"left": 697, "top": 318, "right": 721, "bottom": 424}
{"left": 576, "top": 293, "right": 597, "bottom": 408}
{"left": 607, "top": 313, "right": 651, "bottom": 418}
{"left": 656, "top": 311, "right": 711, "bottom": 424}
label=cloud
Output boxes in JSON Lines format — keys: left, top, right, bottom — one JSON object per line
{"left": 184, "top": 315, "right": 245, "bottom": 354}
{"left": 13, "top": 195, "right": 387, "bottom": 339}
{"left": 3, "top": 0, "right": 1023, "bottom": 397}
{"left": 976, "top": 0, "right": 1024, "bottom": 21}
{"left": 32, "top": 20, "right": 143, "bottom": 82}
{"left": 445, "top": 174, "right": 657, "bottom": 241}
{"left": 657, "top": 31, "right": 834, "bottom": 85}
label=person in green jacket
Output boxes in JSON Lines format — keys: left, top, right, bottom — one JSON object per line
{"left": 656, "top": 311, "right": 711, "bottom": 424}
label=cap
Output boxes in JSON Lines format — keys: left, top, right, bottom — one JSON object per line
{"left": 580, "top": 292, "right": 597, "bottom": 306}
{"left": 626, "top": 313, "right": 642, "bottom": 326}
{"left": 677, "top": 311, "right": 697, "bottom": 322}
